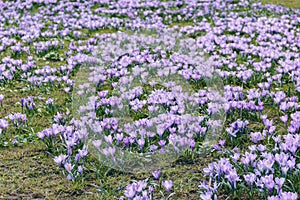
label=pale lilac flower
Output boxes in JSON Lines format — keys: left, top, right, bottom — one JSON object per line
{"left": 162, "top": 180, "right": 173, "bottom": 192}
{"left": 54, "top": 154, "right": 67, "bottom": 166}
{"left": 281, "top": 192, "right": 298, "bottom": 200}
{"left": 280, "top": 115, "right": 288, "bottom": 124}
{"left": 64, "top": 162, "right": 74, "bottom": 173}
{"left": 78, "top": 166, "right": 83, "bottom": 174}
{"left": 243, "top": 173, "right": 256, "bottom": 186}
{"left": 250, "top": 132, "right": 263, "bottom": 143}
{"left": 225, "top": 169, "right": 240, "bottom": 188}
{"left": 124, "top": 184, "right": 136, "bottom": 198}
{"left": 0, "top": 94, "right": 4, "bottom": 104}
{"left": 152, "top": 170, "right": 161, "bottom": 180}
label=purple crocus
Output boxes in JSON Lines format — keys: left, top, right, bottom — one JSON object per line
{"left": 64, "top": 162, "right": 74, "bottom": 173}
{"left": 162, "top": 180, "right": 173, "bottom": 192}
{"left": 243, "top": 173, "right": 256, "bottom": 186}
{"left": 54, "top": 154, "right": 67, "bottom": 166}
{"left": 225, "top": 168, "right": 240, "bottom": 189}
{"left": 152, "top": 170, "right": 161, "bottom": 180}
{"left": 0, "top": 94, "right": 4, "bottom": 105}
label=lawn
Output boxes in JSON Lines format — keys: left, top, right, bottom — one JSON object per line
{"left": 261, "top": 0, "right": 300, "bottom": 8}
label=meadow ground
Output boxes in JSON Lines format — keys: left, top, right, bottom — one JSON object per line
{"left": 261, "top": 0, "right": 300, "bottom": 8}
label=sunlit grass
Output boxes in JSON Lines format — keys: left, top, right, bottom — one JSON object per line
{"left": 260, "top": 0, "right": 300, "bottom": 8}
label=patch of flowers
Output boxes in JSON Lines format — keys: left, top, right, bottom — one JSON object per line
{"left": 0, "top": 0, "right": 298, "bottom": 199}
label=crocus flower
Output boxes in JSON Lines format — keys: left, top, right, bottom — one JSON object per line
{"left": 152, "top": 170, "right": 161, "bottom": 180}
{"left": 280, "top": 115, "right": 288, "bottom": 124}
{"left": 0, "top": 119, "right": 8, "bottom": 130}
{"left": 54, "top": 154, "right": 67, "bottom": 166}
{"left": 280, "top": 192, "right": 298, "bottom": 200}
{"left": 64, "top": 162, "right": 74, "bottom": 173}
{"left": 124, "top": 184, "right": 136, "bottom": 198}
{"left": 0, "top": 94, "right": 4, "bottom": 104}
{"left": 162, "top": 180, "right": 173, "bottom": 192}
{"left": 243, "top": 173, "right": 256, "bottom": 186}
{"left": 225, "top": 169, "right": 240, "bottom": 189}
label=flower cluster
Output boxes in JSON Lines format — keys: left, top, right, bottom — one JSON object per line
{"left": 0, "top": 0, "right": 298, "bottom": 199}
